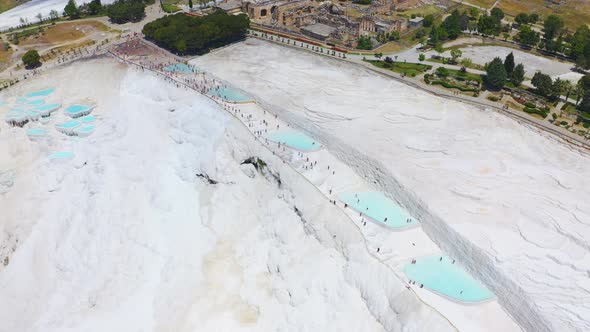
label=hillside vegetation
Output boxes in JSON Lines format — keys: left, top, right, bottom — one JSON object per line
{"left": 142, "top": 11, "right": 249, "bottom": 55}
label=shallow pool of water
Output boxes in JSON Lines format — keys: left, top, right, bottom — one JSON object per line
{"left": 26, "top": 88, "right": 54, "bottom": 98}
{"left": 56, "top": 120, "right": 81, "bottom": 130}
{"left": 264, "top": 129, "right": 321, "bottom": 151}
{"left": 403, "top": 255, "right": 494, "bottom": 303}
{"left": 26, "top": 110, "right": 40, "bottom": 120}
{"left": 35, "top": 103, "right": 61, "bottom": 116}
{"left": 74, "top": 123, "right": 95, "bottom": 136}
{"left": 4, "top": 110, "right": 27, "bottom": 122}
{"left": 27, "top": 99, "right": 45, "bottom": 106}
{"left": 339, "top": 191, "right": 417, "bottom": 229}
{"left": 49, "top": 151, "right": 74, "bottom": 160}
{"left": 65, "top": 105, "right": 93, "bottom": 118}
{"left": 26, "top": 128, "right": 48, "bottom": 137}
{"left": 164, "top": 63, "right": 200, "bottom": 73}
{"left": 79, "top": 115, "right": 96, "bottom": 123}
{"left": 207, "top": 86, "right": 251, "bottom": 102}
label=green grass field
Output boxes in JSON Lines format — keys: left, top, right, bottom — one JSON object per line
{"left": 366, "top": 59, "right": 432, "bottom": 77}
{"left": 161, "top": 3, "right": 181, "bottom": 13}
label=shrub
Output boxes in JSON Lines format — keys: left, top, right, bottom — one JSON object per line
{"left": 22, "top": 49, "right": 41, "bottom": 69}
{"left": 436, "top": 67, "right": 449, "bottom": 77}
{"left": 430, "top": 79, "right": 478, "bottom": 92}
{"left": 419, "top": 53, "right": 425, "bottom": 61}
{"left": 560, "top": 121, "right": 568, "bottom": 126}
{"left": 523, "top": 107, "right": 548, "bottom": 118}
{"left": 583, "top": 123, "right": 590, "bottom": 128}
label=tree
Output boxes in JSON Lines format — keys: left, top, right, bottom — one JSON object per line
{"left": 529, "top": 13, "right": 539, "bottom": 24}
{"left": 503, "top": 32, "right": 509, "bottom": 41}
{"left": 531, "top": 71, "right": 554, "bottom": 98}
{"left": 429, "top": 24, "right": 447, "bottom": 43}
{"left": 434, "top": 42, "right": 444, "bottom": 58}
{"left": 543, "top": 15, "right": 564, "bottom": 41}
{"left": 504, "top": 52, "right": 515, "bottom": 76}
{"left": 143, "top": 11, "right": 250, "bottom": 55}
{"left": 64, "top": 0, "right": 80, "bottom": 19}
{"left": 88, "top": 0, "right": 102, "bottom": 15}
{"left": 478, "top": 14, "right": 502, "bottom": 36}
{"left": 419, "top": 53, "right": 425, "bottom": 61}
{"left": 36, "top": 13, "right": 43, "bottom": 23}
{"left": 562, "top": 80, "right": 573, "bottom": 101}
{"left": 357, "top": 36, "right": 372, "bottom": 50}
{"left": 518, "top": 25, "right": 540, "bottom": 46}
{"left": 515, "top": 13, "right": 529, "bottom": 25}
{"left": 49, "top": 9, "right": 59, "bottom": 21}
{"left": 441, "top": 9, "right": 466, "bottom": 39}
{"left": 579, "top": 76, "right": 590, "bottom": 112}
{"left": 423, "top": 14, "right": 434, "bottom": 28}
{"left": 107, "top": 0, "right": 147, "bottom": 24}
{"left": 450, "top": 48, "right": 462, "bottom": 62}
{"left": 552, "top": 78, "right": 567, "bottom": 100}
{"left": 485, "top": 57, "right": 507, "bottom": 90}
{"left": 570, "top": 25, "right": 590, "bottom": 70}
{"left": 189, "top": 0, "right": 193, "bottom": 9}
{"left": 490, "top": 8, "right": 504, "bottom": 22}
{"left": 575, "top": 78, "right": 586, "bottom": 106}
{"left": 511, "top": 63, "right": 525, "bottom": 87}
{"left": 576, "top": 54, "right": 588, "bottom": 71}
{"left": 22, "top": 50, "right": 41, "bottom": 69}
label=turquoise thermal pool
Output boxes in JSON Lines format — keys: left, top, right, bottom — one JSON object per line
{"left": 403, "top": 255, "right": 494, "bottom": 303}
{"left": 56, "top": 120, "right": 81, "bottom": 130}
{"left": 264, "top": 129, "right": 321, "bottom": 151}
{"left": 207, "top": 86, "right": 251, "bottom": 102}
{"left": 49, "top": 151, "right": 74, "bottom": 160}
{"left": 26, "top": 88, "right": 55, "bottom": 98}
{"left": 164, "top": 63, "right": 199, "bottom": 73}
{"left": 26, "top": 110, "right": 40, "bottom": 120}
{"left": 65, "top": 105, "right": 94, "bottom": 118}
{"left": 4, "top": 110, "right": 27, "bottom": 122}
{"left": 27, "top": 99, "right": 45, "bottom": 106}
{"left": 339, "top": 191, "right": 417, "bottom": 229}
{"left": 35, "top": 103, "right": 61, "bottom": 116}
{"left": 26, "top": 128, "right": 49, "bottom": 138}
{"left": 79, "top": 115, "right": 96, "bottom": 123}
{"left": 74, "top": 123, "right": 96, "bottom": 136}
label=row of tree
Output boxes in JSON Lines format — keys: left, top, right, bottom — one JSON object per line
{"left": 423, "top": 8, "right": 590, "bottom": 70}
{"left": 142, "top": 11, "right": 250, "bottom": 55}
{"left": 64, "top": 0, "right": 150, "bottom": 24}
{"left": 485, "top": 52, "right": 524, "bottom": 90}
{"left": 485, "top": 52, "right": 590, "bottom": 113}
{"left": 429, "top": 8, "right": 506, "bottom": 44}
{"left": 64, "top": 0, "right": 106, "bottom": 19}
